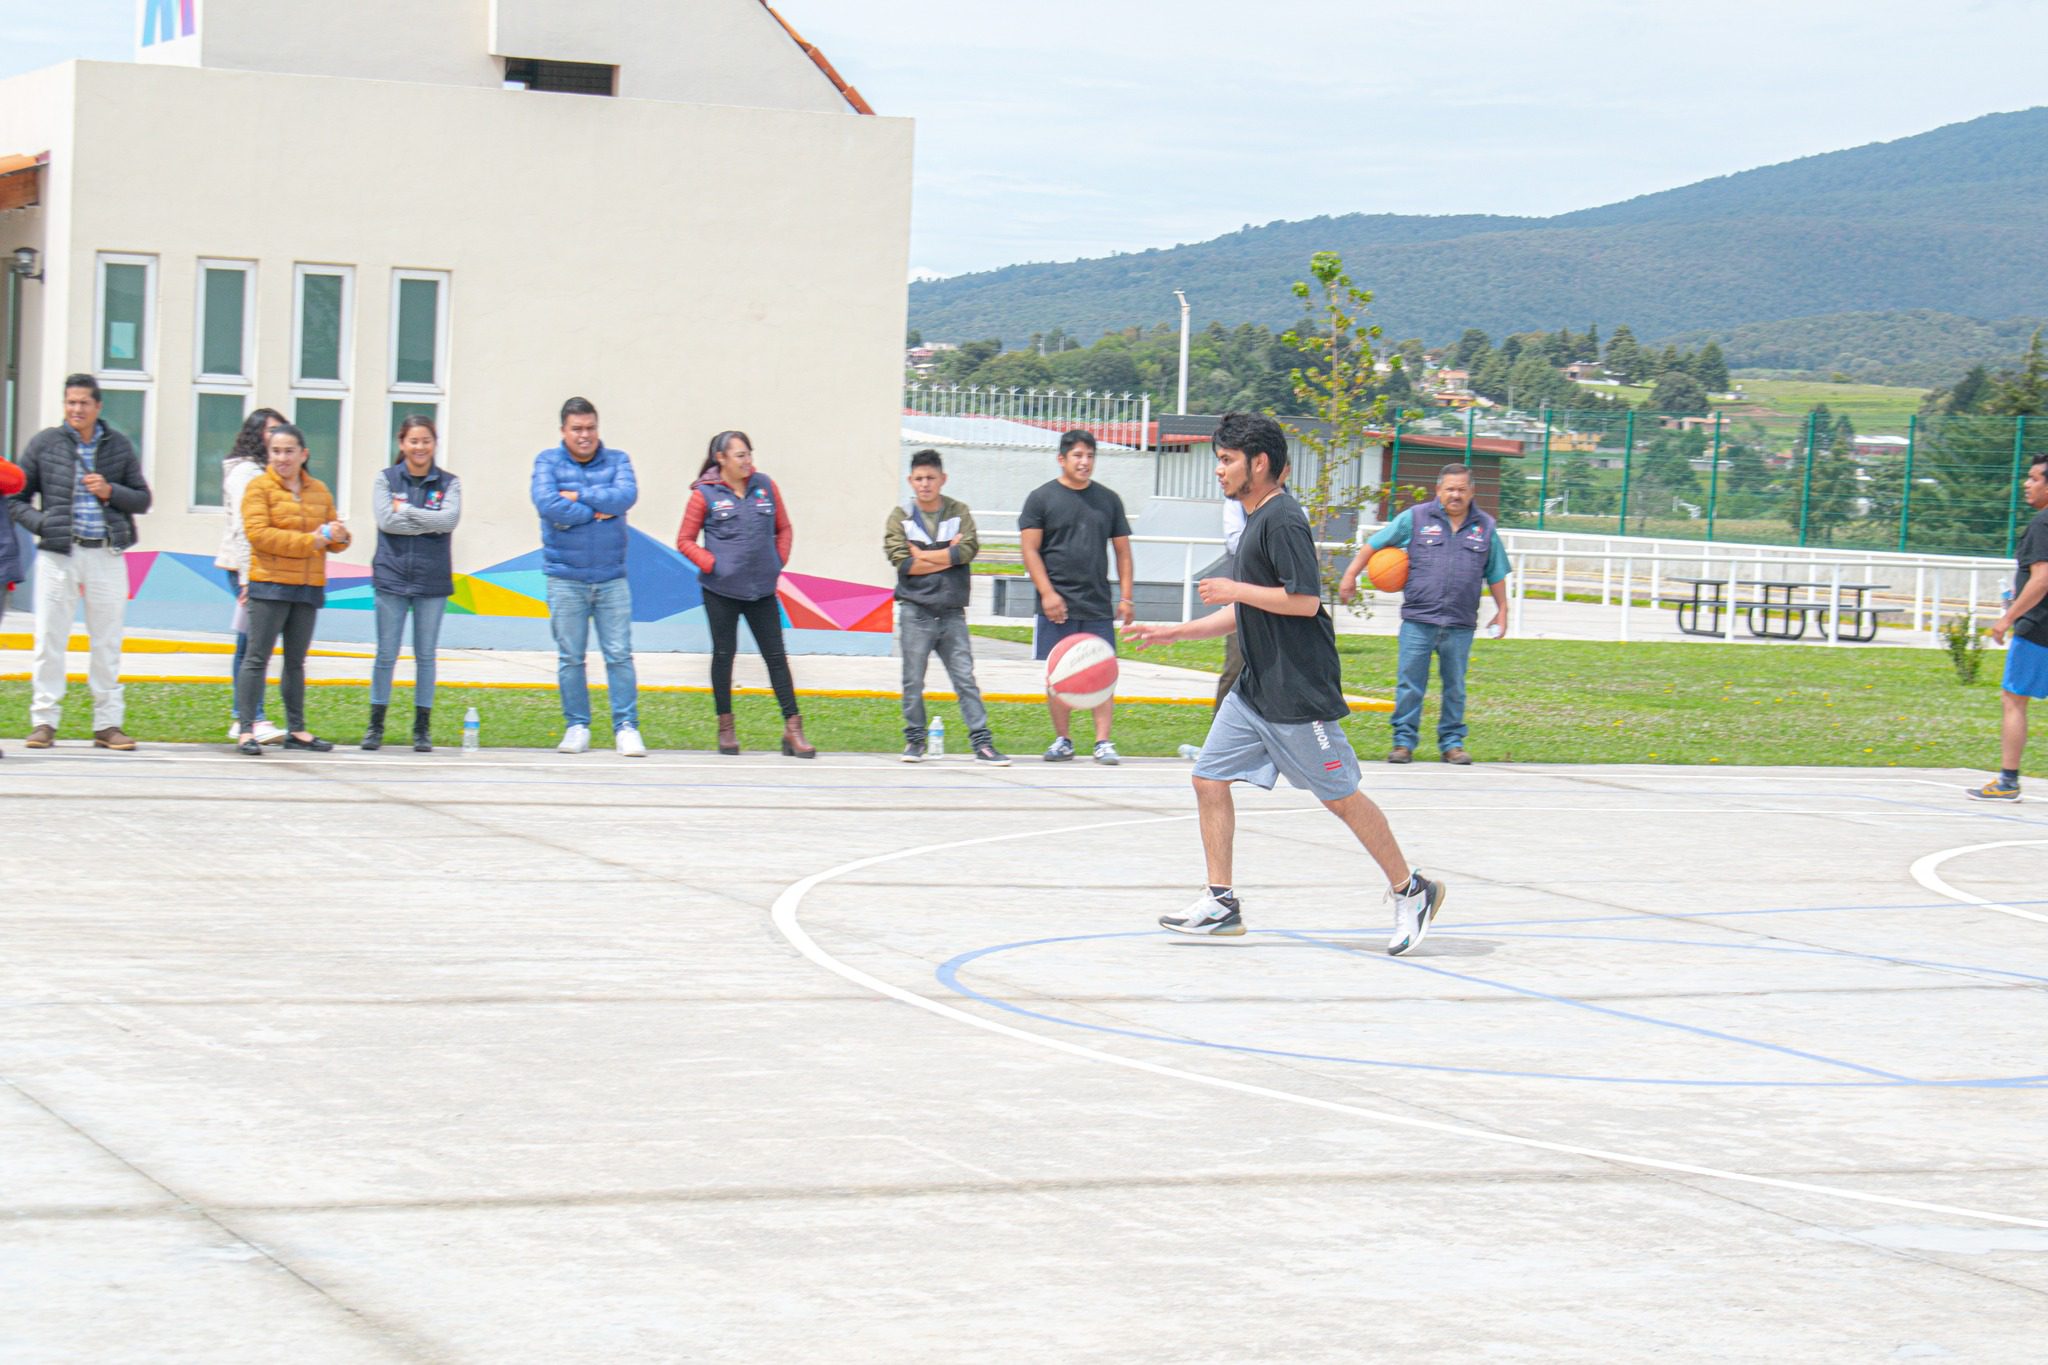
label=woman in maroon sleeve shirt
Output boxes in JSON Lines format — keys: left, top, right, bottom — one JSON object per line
{"left": 676, "top": 430, "right": 814, "bottom": 757}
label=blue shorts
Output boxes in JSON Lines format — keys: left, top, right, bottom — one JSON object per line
{"left": 2005, "top": 633, "right": 2048, "bottom": 699}
{"left": 1033, "top": 615, "right": 1115, "bottom": 661}
{"left": 1193, "top": 690, "right": 1362, "bottom": 803}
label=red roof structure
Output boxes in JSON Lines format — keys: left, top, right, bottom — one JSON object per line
{"left": 759, "top": 4, "right": 873, "bottom": 114}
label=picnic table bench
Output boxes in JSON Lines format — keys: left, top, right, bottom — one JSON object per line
{"left": 1665, "top": 578, "right": 1903, "bottom": 643}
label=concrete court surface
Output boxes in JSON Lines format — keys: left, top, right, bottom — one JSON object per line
{"left": 3, "top": 746, "right": 2047, "bottom": 1362}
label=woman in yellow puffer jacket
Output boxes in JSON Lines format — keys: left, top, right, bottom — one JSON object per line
{"left": 235, "top": 423, "right": 349, "bottom": 756}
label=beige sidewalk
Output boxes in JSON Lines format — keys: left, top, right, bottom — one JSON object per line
{"left": 0, "top": 629, "right": 1393, "bottom": 711}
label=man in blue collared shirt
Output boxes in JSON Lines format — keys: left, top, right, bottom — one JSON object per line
{"left": 1339, "top": 464, "right": 1510, "bottom": 765}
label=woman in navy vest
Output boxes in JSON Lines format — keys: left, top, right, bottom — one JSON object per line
{"left": 363, "top": 415, "right": 462, "bottom": 752}
{"left": 675, "top": 430, "right": 814, "bottom": 758}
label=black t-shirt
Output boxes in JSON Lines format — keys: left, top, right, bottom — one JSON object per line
{"left": 1018, "top": 479, "right": 1131, "bottom": 621}
{"left": 2016, "top": 508, "right": 2048, "bottom": 644}
{"left": 1232, "top": 490, "right": 1349, "bottom": 724}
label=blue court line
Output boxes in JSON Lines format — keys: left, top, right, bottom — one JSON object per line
{"left": 1466, "top": 928, "right": 2048, "bottom": 989}
{"left": 1274, "top": 930, "right": 1915, "bottom": 1082}
{"left": 1853, "top": 791, "right": 2048, "bottom": 830}
{"left": 934, "top": 929, "right": 2048, "bottom": 1090}
{"left": 1453, "top": 896, "right": 2048, "bottom": 930}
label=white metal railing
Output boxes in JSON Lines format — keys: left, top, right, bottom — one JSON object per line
{"left": 970, "top": 523, "right": 2008, "bottom": 645}
{"left": 902, "top": 384, "right": 1152, "bottom": 450}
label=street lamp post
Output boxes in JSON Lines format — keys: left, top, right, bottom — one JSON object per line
{"left": 1173, "top": 289, "right": 1190, "bottom": 415}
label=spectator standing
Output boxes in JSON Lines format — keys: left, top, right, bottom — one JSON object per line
{"left": 1339, "top": 464, "right": 1510, "bottom": 765}
{"left": 884, "top": 449, "right": 1007, "bottom": 764}
{"left": 1018, "top": 430, "right": 1134, "bottom": 764}
{"left": 531, "top": 397, "right": 644, "bottom": 757}
{"left": 213, "top": 407, "right": 287, "bottom": 745}
{"left": 676, "top": 430, "right": 815, "bottom": 758}
{"left": 364, "top": 415, "right": 462, "bottom": 753}
{"left": 1970, "top": 453, "right": 2048, "bottom": 800}
{"left": 235, "top": 423, "right": 346, "bottom": 756}
{"left": 0, "top": 454, "right": 22, "bottom": 759}
{"left": 8, "top": 374, "right": 153, "bottom": 750}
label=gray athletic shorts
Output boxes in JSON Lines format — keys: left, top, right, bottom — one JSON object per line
{"left": 1193, "top": 690, "right": 1361, "bottom": 803}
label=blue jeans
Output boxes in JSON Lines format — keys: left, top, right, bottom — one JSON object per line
{"left": 547, "top": 575, "right": 637, "bottom": 731}
{"left": 226, "top": 570, "right": 266, "bottom": 722}
{"left": 371, "top": 592, "right": 449, "bottom": 708}
{"left": 1392, "top": 620, "right": 1475, "bottom": 752}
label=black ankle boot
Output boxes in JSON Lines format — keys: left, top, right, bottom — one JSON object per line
{"left": 361, "top": 704, "right": 387, "bottom": 751}
{"left": 413, "top": 706, "right": 433, "bottom": 753}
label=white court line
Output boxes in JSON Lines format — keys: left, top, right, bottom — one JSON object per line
{"left": 771, "top": 809, "right": 2048, "bottom": 1230}
{"left": 1910, "top": 841, "right": 2048, "bottom": 925}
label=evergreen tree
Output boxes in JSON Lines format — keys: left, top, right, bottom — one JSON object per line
{"left": 1692, "top": 340, "right": 1730, "bottom": 392}
{"left": 1604, "top": 326, "right": 1645, "bottom": 383}
{"left": 1647, "top": 371, "right": 1710, "bottom": 415}
{"left": 1584, "top": 323, "right": 1600, "bottom": 359}
{"left": 1798, "top": 411, "right": 1862, "bottom": 545}
{"left": 1448, "top": 328, "right": 1492, "bottom": 371}
{"left": 969, "top": 349, "right": 1053, "bottom": 389}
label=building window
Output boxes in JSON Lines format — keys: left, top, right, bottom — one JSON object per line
{"left": 94, "top": 253, "right": 156, "bottom": 472}
{"left": 292, "top": 264, "right": 353, "bottom": 494}
{"left": 192, "top": 259, "right": 256, "bottom": 506}
{"left": 503, "top": 58, "right": 616, "bottom": 95}
{"left": 387, "top": 269, "right": 448, "bottom": 456}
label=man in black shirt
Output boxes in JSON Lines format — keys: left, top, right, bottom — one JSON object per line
{"left": 1019, "top": 430, "right": 1134, "bottom": 764}
{"left": 1970, "top": 453, "right": 2048, "bottom": 800}
{"left": 1125, "top": 412, "right": 1447, "bottom": 954}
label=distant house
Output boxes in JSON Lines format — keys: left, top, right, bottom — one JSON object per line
{"left": 1563, "top": 361, "right": 1606, "bottom": 382}
{"left": 1436, "top": 368, "right": 1472, "bottom": 393}
{"left": 1852, "top": 435, "right": 1910, "bottom": 458}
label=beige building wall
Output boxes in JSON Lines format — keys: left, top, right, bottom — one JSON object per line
{"left": 0, "top": 64, "right": 77, "bottom": 427}
{"left": 26, "top": 58, "right": 911, "bottom": 595}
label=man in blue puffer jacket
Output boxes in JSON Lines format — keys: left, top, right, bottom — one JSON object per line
{"left": 530, "top": 396, "right": 644, "bottom": 757}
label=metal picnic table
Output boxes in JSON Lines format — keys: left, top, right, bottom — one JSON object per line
{"left": 1668, "top": 578, "right": 1896, "bottom": 642}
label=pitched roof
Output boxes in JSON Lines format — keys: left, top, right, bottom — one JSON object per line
{"left": 759, "top": 3, "right": 873, "bottom": 114}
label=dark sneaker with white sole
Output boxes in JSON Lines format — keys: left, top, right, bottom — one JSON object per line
{"left": 1159, "top": 891, "right": 1245, "bottom": 936}
{"left": 1043, "top": 736, "right": 1075, "bottom": 762}
{"left": 901, "top": 739, "right": 926, "bottom": 763}
{"left": 972, "top": 741, "right": 1010, "bottom": 766}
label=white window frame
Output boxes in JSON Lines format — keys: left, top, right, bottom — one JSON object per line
{"left": 291, "top": 263, "right": 354, "bottom": 506}
{"left": 194, "top": 258, "right": 257, "bottom": 386}
{"left": 387, "top": 269, "right": 451, "bottom": 458}
{"left": 291, "top": 263, "right": 355, "bottom": 391}
{"left": 93, "top": 252, "right": 158, "bottom": 480}
{"left": 95, "top": 252, "right": 157, "bottom": 379}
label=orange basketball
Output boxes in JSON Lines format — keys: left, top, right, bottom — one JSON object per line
{"left": 1365, "top": 546, "right": 1410, "bottom": 593}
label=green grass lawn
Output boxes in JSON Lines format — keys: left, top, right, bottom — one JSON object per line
{"left": 2, "top": 635, "right": 2021, "bottom": 772}
{"left": 1722, "top": 378, "right": 1928, "bottom": 429}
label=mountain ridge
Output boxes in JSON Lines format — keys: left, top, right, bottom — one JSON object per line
{"left": 908, "top": 108, "right": 2048, "bottom": 357}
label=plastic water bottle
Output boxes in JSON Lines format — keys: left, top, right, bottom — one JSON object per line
{"left": 462, "top": 706, "right": 481, "bottom": 753}
{"left": 928, "top": 714, "right": 946, "bottom": 758}
{"left": 1178, "top": 743, "right": 1202, "bottom": 760}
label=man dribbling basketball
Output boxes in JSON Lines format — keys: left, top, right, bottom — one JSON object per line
{"left": 1124, "top": 412, "right": 1445, "bottom": 954}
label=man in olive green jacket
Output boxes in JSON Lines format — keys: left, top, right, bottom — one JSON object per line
{"left": 884, "top": 449, "right": 1006, "bottom": 764}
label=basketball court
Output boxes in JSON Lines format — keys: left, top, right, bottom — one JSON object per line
{"left": 5, "top": 746, "right": 2047, "bottom": 1359}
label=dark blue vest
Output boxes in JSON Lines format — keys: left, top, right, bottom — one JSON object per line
{"left": 1399, "top": 499, "right": 1495, "bottom": 629}
{"left": 695, "top": 472, "right": 784, "bottom": 602}
{"left": 372, "top": 464, "right": 456, "bottom": 598}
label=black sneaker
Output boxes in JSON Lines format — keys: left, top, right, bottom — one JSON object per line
{"left": 1159, "top": 891, "right": 1245, "bottom": 936}
{"left": 282, "top": 735, "right": 334, "bottom": 753}
{"left": 901, "top": 739, "right": 927, "bottom": 763}
{"left": 972, "top": 741, "right": 1011, "bottom": 766}
{"left": 236, "top": 735, "right": 264, "bottom": 757}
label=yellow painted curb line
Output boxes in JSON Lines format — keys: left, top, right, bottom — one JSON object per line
{"left": 0, "top": 633, "right": 372, "bottom": 659}
{"left": 0, "top": 672, "right": 1394, "bottom": 713}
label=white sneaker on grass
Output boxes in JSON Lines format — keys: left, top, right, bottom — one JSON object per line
{"left": 252, "top": 720, "right": 286, "bottom": 745}
{"left": 614, "top": 726, "right": 647, "bottom": 758}
{"left": 557, "top": 724, "right": 592, "bottom": 755}
{"left": 1387, "top": 872, "right": 1446, "bottom": 956}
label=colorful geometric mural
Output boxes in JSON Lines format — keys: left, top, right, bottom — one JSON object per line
{"left": 141, "top": 0, "right": 197, "bottom": 46}
{"left": 111, "top": 528, "right": 895, "bottom": 655}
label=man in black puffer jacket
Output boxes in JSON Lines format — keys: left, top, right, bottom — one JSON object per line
{"left": 6, "top": 374, "right": 153, "bottom": 750}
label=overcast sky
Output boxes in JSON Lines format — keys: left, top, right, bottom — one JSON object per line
{"left": 7, "top": 0, "right": 2046, "bottom": 279}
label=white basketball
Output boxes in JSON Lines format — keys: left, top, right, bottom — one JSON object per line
{"left": 1046, "top": 633, "right": 1120, "bottom": 709}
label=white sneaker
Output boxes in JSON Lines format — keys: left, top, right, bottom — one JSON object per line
{"left": 557, "top": 724, "right": 592, "bottom": 755}
{"left": 226, "top": 720, "right": 240, "bottom": 742}
{"left": 1387, "top": 872, "right": 1446, "bottom": 956}
{"left": 1158, "top": 891, "right": 1245, "bottom": 936}
{"left": 252, "top": 720, "right": 286, "bottom": 746}
{"left": 614, "top": 726, "right": 647, "bottom": 758}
